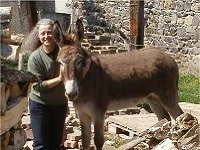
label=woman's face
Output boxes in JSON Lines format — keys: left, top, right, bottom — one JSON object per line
{"left": 38, "top": 24, "right": 55, "bottom": 47}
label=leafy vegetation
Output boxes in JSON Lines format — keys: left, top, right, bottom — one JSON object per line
{"left": 105, "top": 134, "right": 127, "bottom": 148}
{"left": 178, "top": 73, "right": 200, "bottom": 104}
{"left": 1, "top": 54, "right": 29, "bottom": 70}
{"left": 1, "top": 60, "right": 18, "bottom": 70}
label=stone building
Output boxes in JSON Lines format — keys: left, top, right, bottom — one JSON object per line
{"left": 1, "top": 0, "right": 199, "bottom": 74}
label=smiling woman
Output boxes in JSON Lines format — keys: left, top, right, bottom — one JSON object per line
{"left": 24, "top": 19, "right": 68, "bottom": 150}
{"left": 38, "top": 24, "right": 56, "bottom": 54}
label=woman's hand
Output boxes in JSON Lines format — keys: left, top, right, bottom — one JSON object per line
{"left": 45, "top": 68, "right": 63, "bottom": 89}
{"left": 57, "top": 68, "right": 63, "bottom": 82}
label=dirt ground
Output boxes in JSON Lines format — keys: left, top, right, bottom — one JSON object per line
{"left": 23, "top": 102, "right": 200, "bottom": 149}
{"left": 103, "top": 102, "right": 200, "bottom": 149}
{"left": 107, "top": 102, "right": 200, "bottom": 133}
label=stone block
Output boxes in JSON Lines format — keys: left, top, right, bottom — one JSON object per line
{"left": 1, "top": 43, "right": 20, "bottom": 62}
{"left": 65, "top": 125, "right": 74, "bottom": 134}
{"left": 64, "top": 139, "right": 78, "bottom": 148}
{"left": 21, "top": 115, "right": 31, "bottom": 129}
{"left": 67, "top": 131, "right": 81, "bottom": 141}
{"left": 77, "top": 140, "right": 96, "bottom": 150}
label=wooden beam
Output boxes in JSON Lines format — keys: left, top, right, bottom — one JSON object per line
{"left": 0, "top": 97, "right": 28, "bottom": 135}
{"left": 130, "top": 0, "right": 139, "bottom": 50}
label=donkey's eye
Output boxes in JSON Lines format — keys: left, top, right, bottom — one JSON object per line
{"left": 75, "top": 59, "right": 83, "bottom": 69}
{"left": 76, "top": 59, "right": 82, "bottom": 65}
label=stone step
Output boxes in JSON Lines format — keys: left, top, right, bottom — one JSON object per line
{"left": 87, "top": 35, "right": 111, "bottom": 45}
{"left": 81, "top": 42, "right": 91, "bottom": 48}
{"left": 85, "top": 32, "right": 96, "bottom": 39}
{"left": 91, "top": 45, "right": 117, "bottom": 50}
{"left": 90, "top": 45, "right": 118, "bottom": 54}
{"left": 91, "top": 49, "right": 117, "bottom": 54}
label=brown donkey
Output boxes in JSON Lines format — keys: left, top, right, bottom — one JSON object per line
{"left": 53, "top": 19, "right": 183, "bottom": 150}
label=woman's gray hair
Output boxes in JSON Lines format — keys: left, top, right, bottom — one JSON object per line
{"left": 21, "top": 18, "right": 55, "bottom": 54}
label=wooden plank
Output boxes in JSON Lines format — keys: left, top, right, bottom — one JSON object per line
{"left": 108, "top": 114, "right": 158, "bottom": 133}
{"left": 1, "top": 130, "right": 10, "bottom": 149}
{"left": 8, "top": 83, "right": 22, "bottom": 100}
{"left": 0, "top": 82, "right": 7, "bottom": 115}
{"left": 0, "top": 97, "right": 28, "bottom": 135}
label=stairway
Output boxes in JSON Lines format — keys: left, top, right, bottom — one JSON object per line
{"left": 81, "top": 32, "right": 128, "bottom": 55}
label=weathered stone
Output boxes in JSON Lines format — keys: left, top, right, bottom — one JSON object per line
{"left": 192, "top": 14, "right": 200, "bottom": 27}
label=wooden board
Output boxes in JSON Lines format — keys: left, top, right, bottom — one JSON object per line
{"left": 108, "top": 113, "right": 158, "bottom": 133}
{"left": 0, "top": 97, "right": 28, "bottom": 135}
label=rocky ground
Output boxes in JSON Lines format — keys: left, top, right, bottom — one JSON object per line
{"left": 22, "top": 102, "right": 200, "bottom": 150}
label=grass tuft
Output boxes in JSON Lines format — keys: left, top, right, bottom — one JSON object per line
{"left": 178, "top": 73, "right": 200, "bottom": 104}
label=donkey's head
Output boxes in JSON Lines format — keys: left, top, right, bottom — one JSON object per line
{"left": 53, "top": 19, "right": 91, "bottom": 101}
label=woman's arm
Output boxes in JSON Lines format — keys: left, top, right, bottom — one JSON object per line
{"left": 45, "top": 69, "right": 63, "bottom": 89}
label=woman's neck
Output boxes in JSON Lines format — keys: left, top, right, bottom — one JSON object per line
{"left": 42, "top": 44, "right": 55, "bottom": 54}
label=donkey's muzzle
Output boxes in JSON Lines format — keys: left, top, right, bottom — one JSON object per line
{"left": 65, "top": 91, "right": 78, "bottom": 101}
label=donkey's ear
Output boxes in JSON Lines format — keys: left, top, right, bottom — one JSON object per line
{"left": 53, "top": 20, "right": 66, "bottom": 47}
{"left": 74, "top": 19, "right": 84, "bottom": 42}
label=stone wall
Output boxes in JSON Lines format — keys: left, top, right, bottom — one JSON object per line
{"left": 79, "top": 0, "right": 131, "bottom": 49}
{"left": 78, "top": 0, "right": 200, "bottom": 74}
{"left": 1, "top": 0, "right": 199, "bottom": 74}
{"left": 144, "top": 0, "right": 200, "bottom": 74}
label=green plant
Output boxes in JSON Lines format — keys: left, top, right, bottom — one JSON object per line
{"left": 1, "top": 60, "right": 18, "bottom": 70}
{"left": 1, "top": 53, "right": 30, "bottom": 70}
{"left": 105, "top": 134, "right": 126, "bottom": 148}
{"left": 178, "top": 73, "right": 200, "bottom": 104}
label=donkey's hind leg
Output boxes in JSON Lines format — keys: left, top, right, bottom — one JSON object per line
{"left": 146, "top": 93, "right": 171, "bottom": 121}
{"left": 159, "top": 94, "right": 183, "bottom": 120}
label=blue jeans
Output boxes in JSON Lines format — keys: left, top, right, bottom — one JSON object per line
{"left": 29, "top": 99, "right": 67, "bottom": 150}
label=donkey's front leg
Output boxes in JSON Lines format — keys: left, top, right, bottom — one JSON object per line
{"left": 79, "top": 112, "right": 92, "bottom": 150}
{"left": 93, "top": 114, "right": 105, "bottom": 150}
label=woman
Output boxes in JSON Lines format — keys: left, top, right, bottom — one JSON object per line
{"left": 26, "top": 19, "right": 68, "bottom": 150}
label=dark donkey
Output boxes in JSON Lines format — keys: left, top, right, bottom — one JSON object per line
{"left": 53, "top": 20, "right": 183, "bottom": 150}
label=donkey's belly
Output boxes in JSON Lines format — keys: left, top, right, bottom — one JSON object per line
{"left": 107, "top": 97, "right": 142, "bottom": 111}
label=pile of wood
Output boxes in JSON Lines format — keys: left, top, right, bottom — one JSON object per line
{"left": 117, "top": 113, "right": 199, "bottom": 150}
{"left": 1, "top": 66, "right": 39, "bottom": 149}
{"left": 1, "top": 82, "right": 28, "bottom": 149}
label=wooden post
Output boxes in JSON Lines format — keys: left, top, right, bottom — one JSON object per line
{"left": 18, "top": 54, "right": 24, "bottom": 70}
{"left": 137, "top": 0, "right": 144, "bottom": 49}
{"left": 130, "top": 0, "right": 139, "bottom": 50}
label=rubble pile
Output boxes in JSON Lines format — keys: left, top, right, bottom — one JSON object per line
{"left": 21, "top": 107, "right": 199, "bottom": 150}
{"left": 117, "top": 113, "right": 199, "bottom": 150}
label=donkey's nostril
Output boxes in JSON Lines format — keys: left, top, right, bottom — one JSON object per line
{"left": 66, "top": 91, "right": 78, "bottom": 101}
